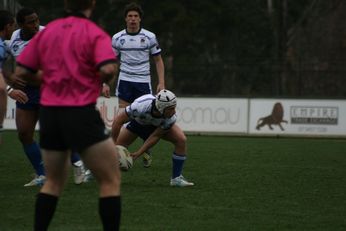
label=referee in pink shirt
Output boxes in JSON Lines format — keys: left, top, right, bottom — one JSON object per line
{"left": 15, "top": 0, "right": 121, "bottom": 230}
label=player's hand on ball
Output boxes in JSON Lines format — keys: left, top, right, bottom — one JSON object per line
{"left": 130, "top": 151, "right": 141, "bottom": 160}
{"left": 116, "top": 145, "right": 133, "bottom": 171}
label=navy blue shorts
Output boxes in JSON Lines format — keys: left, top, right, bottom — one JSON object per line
{"left": 16, "top": 86, "right": 40, "bottom": 110}
{"left": 126, "top": 120, "right": 156, "bottom": 141}
{"left": 116, "top": 80, "right": 152, "bottom": 103}
{"left": 39, "top": 104, "right": 109, "bottom": 152}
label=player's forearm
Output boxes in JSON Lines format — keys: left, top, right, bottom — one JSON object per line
{"left": 111, "top": 122, "right": 122, "bottom": 143}
{"left": 156, "top": 60, "right": 165, "bottom": 86}
{"left": 137, "top": 135, "right": 161, "bottom": 156}
{"left": 99, "top": 63, "right": 117, "bottom": 85}
{"left": 137, "top": 128, "right": 165, "bottom": 155}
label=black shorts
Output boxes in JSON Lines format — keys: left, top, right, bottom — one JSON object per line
{"left": 39, "top": 104, "right": 109, "bottom": 152}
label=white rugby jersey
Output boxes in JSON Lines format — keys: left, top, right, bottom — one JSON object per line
{"left": 125, "top": 94, "right": 176, "bottom": 130}
{"left": 8, "top": 26, "right": 45, "bottom": 58}
{"left": 112, "top": 28, "right": 161, "bottom": 83}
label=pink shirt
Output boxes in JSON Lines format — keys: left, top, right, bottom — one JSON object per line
{"left": 17, "top": 15, "right": 117, "bottom": 106}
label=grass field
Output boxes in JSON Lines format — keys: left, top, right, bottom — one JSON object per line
{"left": 1, "top": 131, "right": 346, "bottom": 230}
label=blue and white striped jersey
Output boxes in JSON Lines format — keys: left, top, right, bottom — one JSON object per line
{"left": 125, "top": 94, "right": 176, "bottom": 130}
{"left": 112, "top": 28, "right": 161, "bottom": 83}
{"left": 8, "top": 26, "right": 45, "bottom": 58}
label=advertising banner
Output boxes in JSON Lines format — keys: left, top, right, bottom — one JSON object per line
{"left": 96, "top": 97, "right": 249, "bottom": 133}
{"left": 175, "top": 98, "right": 248, "bottom": 133}
{"left": 4, "top": 97, "right": 346, "bottom": 137}
{"left": 249, "top": 99, "right": 346, "bottom": 136}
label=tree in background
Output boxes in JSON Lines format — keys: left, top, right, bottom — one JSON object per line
{"left": 16, "top": 0, "right": 343, "bottom": 98}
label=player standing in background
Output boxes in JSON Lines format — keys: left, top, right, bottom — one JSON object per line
{"left": 5, "top": 7, "right": 87, "bottom": 186}
{"left": 104, "top": 2, "right": 166, "bottom": 167}
{"left": 0, "top": 10, "right": 15, "bottom": 144}
{"left": 15, "top": 0, "right": 121, "bottom": 230}
{"left": 112, "top": 89, "right": 194, "bottom": 187}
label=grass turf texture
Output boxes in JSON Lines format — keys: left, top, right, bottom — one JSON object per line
{"left": 0, "top": 131, "right": 346, "bottom": 230}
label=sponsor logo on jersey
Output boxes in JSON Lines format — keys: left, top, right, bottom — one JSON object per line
{"left": 140, "top": 37, "right": 146, "bottom": 47}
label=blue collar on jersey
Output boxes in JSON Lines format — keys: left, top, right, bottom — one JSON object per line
{"left": 126, "top": 28, "right": 142, "bottom": 36}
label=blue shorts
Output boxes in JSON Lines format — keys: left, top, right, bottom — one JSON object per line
{"left": 126, "top": 120, "right": 156, "bottom": 141}
{"left": 16, "top": 86, "right": 40, "bottom": 110}
{"left": 116, "top": 80, "right": 152, "bottom": 103}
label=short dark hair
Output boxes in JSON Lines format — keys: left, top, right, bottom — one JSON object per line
{"left": 16, "top": 8, "right": 37, "bottom": 25}
{"left": 65, "top": 0, "right": 94, "bottom": 12}
{"left": 0, "top": 10, "right": 15, "bottom": 31}
{"left": 124, "top": 2, "right": 144, "bottom": 18}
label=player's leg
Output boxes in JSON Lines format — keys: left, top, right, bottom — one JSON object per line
{"left": 34, "top": 149, "right": 70, "bottom": 231}
{"left": 162, "top": 124, "right": 194, "bottom": 187}
{"left": 133, "top": 82, "right": 154, "bottom": 167}
{"left": 64, "top": 105, "right": 121, "bottom": 230}
{"left": 40, "top": 150, "right": 70, "bottom": 195}
{"left": 16, "top": 107, "right": 45, "bottom": 186}
{"left": 80, "top": 138, "right": 121, "bottom": 230}
{"left": 115, "top": 125, "right": 138, "bottom": 147}
{"left": 81, "top": 139, "right": 121, "bottom": 196}
{"left": 34, "top": 106, "right": 72, "bottom": 231}
{"left": 0, "top": 76, "right": 6, "bottom": 144}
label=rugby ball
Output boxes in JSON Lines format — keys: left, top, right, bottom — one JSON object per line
{"left": 116, "top": 145, "right": 133, "bottom": 171}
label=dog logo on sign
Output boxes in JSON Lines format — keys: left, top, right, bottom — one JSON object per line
{"left": 256, "top": 102, "right": 288, "bottom": 131}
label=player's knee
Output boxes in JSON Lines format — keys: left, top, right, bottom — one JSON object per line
{"left": 97, "top": 172, "right": 121, "bottom": 192}
{"left": 174, "top": 134, "right": 187, "bottom": 148}
{"left": 43, "top": 178, "right": 67, "bottom": 196}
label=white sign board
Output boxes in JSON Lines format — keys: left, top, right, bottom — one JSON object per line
{"left": 96, "top": 97, "right": 120, "bottom": 129}
{"left": 4, "top": 98, "right": 18, "bottom": 129}
{"left": 4, "top": 97, "right": 346, "bottom": 137}
{"left": 249, "top": 99, "right": 346, "bottom": 136}
{"left": 96, "top": 97, "right": 249, "bottom": 133}
{"left": 175, "top": 98, "right": 248, "bottom": 133}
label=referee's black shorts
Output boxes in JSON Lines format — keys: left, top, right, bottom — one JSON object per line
{"left": 39, "top": 104, "right": 109, "bottom": 152}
